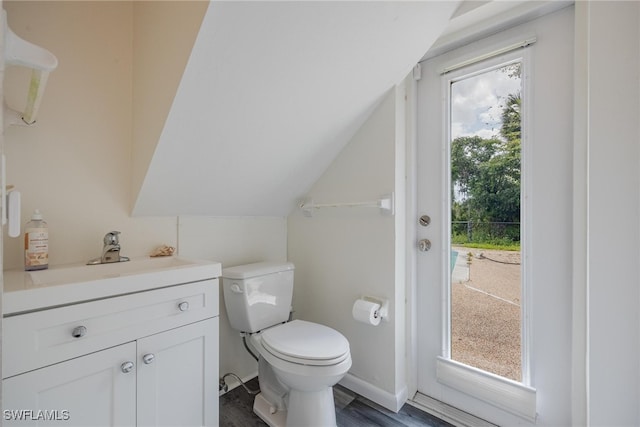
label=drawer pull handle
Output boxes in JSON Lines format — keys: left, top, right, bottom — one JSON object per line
{"left": 71, "top": 326, "right": 87, "bottom": 338}
{"left": 121, "top": 361, "right": 135, "bottom": 373}
{"left": 143, "top": 353, "right": 155, "bottom": 365}
{"left": 178, "top": 301, "right": 190, "bottom": 312}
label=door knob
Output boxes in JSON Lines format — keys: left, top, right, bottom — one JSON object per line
{"left": 142, "top": 353, "right": 155, "bottom": 364}
{"left": 418, "top": 239, "right": 431, "bottom": 252}
{"left": 121, "top": 361, "right": 134, "bottom": 373}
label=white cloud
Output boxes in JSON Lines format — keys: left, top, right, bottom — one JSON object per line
{"left": 451, "top": 123, "right": 498, "bottom": 140}
{"left": 450, "top": 64, "right": 520, "bottom": 139}
{"left": 474, "top": 128, "right": 498, "bottom": 139}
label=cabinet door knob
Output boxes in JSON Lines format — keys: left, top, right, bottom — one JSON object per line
{"left": 142, "top": 353, "right": 155, "bottom": 364}
{"left": 121, "top": 361, "right": 134, "bottom": 373}
{"left": 72, "top": 326, "right": 87, "bottom": 338}
{"left": 178, "top": 301, "right": 189, "bottom": 312}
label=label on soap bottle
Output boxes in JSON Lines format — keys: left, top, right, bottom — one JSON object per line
{"left": 25, "top": 228, "right": 48, "bottom": 270}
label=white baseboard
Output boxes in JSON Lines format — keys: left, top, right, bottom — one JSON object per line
{"left": 339, "top": 373, "right": 407, "bottom": 413}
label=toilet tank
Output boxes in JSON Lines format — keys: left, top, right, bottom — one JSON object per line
{"left": 222, "top": 262, "right": 294, "bottom": 333}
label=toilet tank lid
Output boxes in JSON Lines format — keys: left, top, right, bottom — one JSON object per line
{"left": 222, "top": 261, "right": 294, "bottom": 279}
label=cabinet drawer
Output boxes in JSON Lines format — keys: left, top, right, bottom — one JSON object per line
{"left": 3, "top": 279, "right": 218, "bottom": 378}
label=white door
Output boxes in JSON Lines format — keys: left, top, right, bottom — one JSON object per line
{"left": 136, "top": 317, "right": 218, "bottom": 427}
{"left": 414, "top": 7, "right": 574, "bottom": 426}
{"left": 3, "top": 342, "right": 137, "bottom": 427}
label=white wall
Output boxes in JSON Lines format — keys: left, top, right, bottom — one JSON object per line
{"left": 1, "top": 0, "right": 5, "bottom": 388}
{"left": 287, "top": 87, "right": 407, "bottom": 410}
{"left": 574, "top": 2, "right": 640, "bottom": 425}
{"left": 131, "top": 1, "right": 207, "bottom": 210}
{"left": 178, "top": 216, "right": 287, "bottom": 386}
{"left": 2, "top": 1, "right": 178, "bottom": 269}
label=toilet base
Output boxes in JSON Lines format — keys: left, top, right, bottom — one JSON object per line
{"left": 253, "top": 388, "right": 338, "bottom": 427}
{"left": 287, "top": 387, "right": 337, "bottom": 427}
{"left": 254, "top": 393, "right": 287, "bottom": 427}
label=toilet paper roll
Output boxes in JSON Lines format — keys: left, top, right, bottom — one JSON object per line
{"left": 352, "top": 299, "right": 381, "bottom": 326}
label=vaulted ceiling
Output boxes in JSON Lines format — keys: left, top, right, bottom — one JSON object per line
{"left": 131, "top": 1, "right": 460, "bottom": 217}
{"left": 131, "top": 1, "right": 569, "bottom": 217}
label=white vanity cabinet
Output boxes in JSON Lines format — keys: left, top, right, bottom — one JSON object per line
{"left": 2, "top": 259, "right": 220, "bottom": 427}
{"left": 136, "top": 317, "right": 218, "bottom": 426}
{"left": 4, "top": 342, "right": 137, "bottom": 426}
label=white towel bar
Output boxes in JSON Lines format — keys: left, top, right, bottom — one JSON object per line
{"left": 299, "top": 192, "right": 394, "bottom": 217}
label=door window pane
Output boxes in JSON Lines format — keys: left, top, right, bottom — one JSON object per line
{"left": 449, "top": 62, "right": 522, "bottom": 381}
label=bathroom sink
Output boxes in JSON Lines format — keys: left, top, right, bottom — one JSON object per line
{"left": 4, "top": 256, "right": 221, "bottom": 315}
{"left": 28, "top": 257, "right": 194, "bottom": 285}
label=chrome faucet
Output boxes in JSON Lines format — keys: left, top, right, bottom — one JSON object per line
{"left": 87, "top": 231, "right": 130, "bottom": 265}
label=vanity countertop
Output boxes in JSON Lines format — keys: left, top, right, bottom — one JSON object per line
{"left": 3, "top": 256, "right": 221, "bottom": 315}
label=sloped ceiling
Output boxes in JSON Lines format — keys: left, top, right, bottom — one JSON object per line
{"left": 132, "top": 1, "right": 460, "bottom": 217}
{"left": 424, "top": 0, "right": 572, "bottom": 60}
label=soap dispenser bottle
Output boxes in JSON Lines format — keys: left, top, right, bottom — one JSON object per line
{"left": 24, "top": 209, "right": 48, "bottom": 271}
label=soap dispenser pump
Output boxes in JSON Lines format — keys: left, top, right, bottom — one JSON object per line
{"left": 24, "top": 209, "right": 48, "bottom": 271}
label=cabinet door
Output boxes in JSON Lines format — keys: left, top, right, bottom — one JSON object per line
{"left": 137, "top": 317, "right": 219, "bottom": 427}
{"left": 3, "top": 342, "right": 137, "bottom": 427}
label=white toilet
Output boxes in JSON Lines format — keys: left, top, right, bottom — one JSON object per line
{"left": 222, "top": 262, "right": 351, "bottom": 427}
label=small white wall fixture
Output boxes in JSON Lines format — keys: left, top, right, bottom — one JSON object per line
{"left": 2, "top": 10, "right": 58, "bottom": 128}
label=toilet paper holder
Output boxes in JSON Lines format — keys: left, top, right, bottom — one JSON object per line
{"left": 361, "top": 295, "right": 389, "bottom": 322}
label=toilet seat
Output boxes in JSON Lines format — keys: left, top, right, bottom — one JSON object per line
{"left": 261, "top": 320, "right": 350, "bottom": 366}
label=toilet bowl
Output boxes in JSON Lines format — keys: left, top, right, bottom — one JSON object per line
{"left": 222, "top": 262, "right": 352, "bottom": 427}
{"left": 250, "top": 320, "right": 351, "bottom": 427}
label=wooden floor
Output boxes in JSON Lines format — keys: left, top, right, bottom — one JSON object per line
{"left": 220, "top": 378, "right": 453, "bottom": 427}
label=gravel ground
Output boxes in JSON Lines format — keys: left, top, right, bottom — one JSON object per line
{"left": 451, "top": 247, "right": 521, "bottom": 381}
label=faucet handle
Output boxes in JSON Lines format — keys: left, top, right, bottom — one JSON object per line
{"left": 104, "top": 231, "right": 121, "bottom": 245}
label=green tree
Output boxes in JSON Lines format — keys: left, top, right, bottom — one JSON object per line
{"left": 500, "top": 93, "right": 521, "bottom": 141}
{"left": 451, "top": 93, "right": 521, "bottom": 227}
